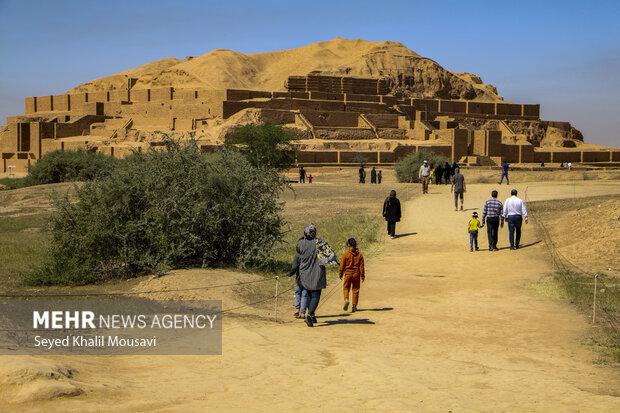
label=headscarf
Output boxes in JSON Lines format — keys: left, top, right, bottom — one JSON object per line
{"left": 303, "top": 224, "right": 316, "bottom": 240}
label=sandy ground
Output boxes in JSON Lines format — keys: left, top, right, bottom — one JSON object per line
{"left": 2, "top": 180, "right": 620, "bottom": 412}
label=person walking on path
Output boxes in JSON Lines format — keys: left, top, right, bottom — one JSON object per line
{"left": 370, "top": 167, "right": 377, "bottom": 184}
{"left": 383, "top": 190, "right": 401, "bottom": 239}
{"left": 299, "top": 166, "right": 306, "bottom": 183}
{"left": 501, "top": 189, "right": 528, "bottom": 250}
{"left": 434, "top": 164, "right": 443, "bottom": 185}
{"left": 377, "top": 170, "right": 382, "bottom": 184}
{"left": 499, "top": 161, "right": 510, "bottom": 185}
{"left": 467, "top": 211, "right": 482, "bottom": 252}
{"left": 443, "top": 162, "right": 451, "bottom": 184}
{"left": 419, "top": 160, "right": 431, "bottom": 194}
{"left": 288, "top": 225, "right": 327, "bottom": 327}
{"left": 451, "top": 167, "right": 466, "bottom": 211}
{"left": 339, "top": 238, "right": 365, "bottom": 313}
{"left": 358, "top": 165, "right": 366, "bottom": 184}
{"left": 481, "top": 190, "right": 503, "bottom": 251}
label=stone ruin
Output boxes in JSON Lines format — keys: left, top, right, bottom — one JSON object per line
{"left": 1, "top": 73, "right": 618, "bottom": 174}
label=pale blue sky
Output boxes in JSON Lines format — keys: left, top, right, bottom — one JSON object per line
{"left": 0, "top": 0, "right": 618, "bottom": 145}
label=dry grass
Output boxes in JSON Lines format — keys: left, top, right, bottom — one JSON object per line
{"left": 529, "top": 195, "right": 620, "bottom": 363}
{"left": 466, "top": 168, "right": 620, "bottom": 184}
{"left": 0, "top": 213, "right": 49, "bottom": 290}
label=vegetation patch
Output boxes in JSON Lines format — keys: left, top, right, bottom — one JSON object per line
{"left": 395, "top": 150, "right": 450, "bottom": 183}
{"left": 27, "top": 143, "right": 286, "bottom": 285}
{"left": 225, "top": 124, "right": 298, "bottom": 171}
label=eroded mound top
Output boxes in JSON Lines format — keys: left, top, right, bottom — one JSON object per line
{"left": 70, "top": 38, "right": 502, "bottom": 101}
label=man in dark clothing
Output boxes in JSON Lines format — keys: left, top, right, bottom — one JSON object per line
{"left": 499, "top": 161, "right": 510, "bottom": 185}
{"left": 358, "top": 165, "right": 366, "bottom": 184}
{"left": 443, "top": 162, "right": 451, "bottom": 184}
{"left": 289, "top": 224, "right": 327, "bottom": 327}
{"left": 299, "top": 166, "right": 306, "bottom": 183}
{"left": 435, "top": 164, "right": 443, "bottom": 185}
{"left": 377, "top": 170, "right": 383, "bottom": 184}
{"left": 451, "top": 167, "right": 466, "bottom": 211}
{"left": 481, "top": 190, "right": 503, "bottom": 251}
{"left": 370, "top": 167, "right": 377, "bottom": 184}
{"left": 383, "top": 190, "right": 401, "bottom": 238}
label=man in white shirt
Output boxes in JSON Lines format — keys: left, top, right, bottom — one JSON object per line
{"left": 501, "top": 189, "right": 528, "bottom": 249}
{"left": 419, "top": 160, "right": 431, "bottom": 194}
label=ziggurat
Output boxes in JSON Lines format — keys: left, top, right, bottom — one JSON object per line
{"left": 2, "top": 72, "right": 618, "bottom": 173}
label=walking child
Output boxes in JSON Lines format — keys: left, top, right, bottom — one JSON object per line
{"left": 339, "top": 238, "right": 365, "bottom": 312}
{"left": 468, "top": 211, "right": 481, "bottom": 252}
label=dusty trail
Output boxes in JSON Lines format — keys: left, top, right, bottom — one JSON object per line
{"left": 9, "top": 181, "right": 620, "bottom": 412}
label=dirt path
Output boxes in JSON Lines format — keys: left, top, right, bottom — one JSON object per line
{"left": 7, "top": 181, "right": 620, "bottom": 412}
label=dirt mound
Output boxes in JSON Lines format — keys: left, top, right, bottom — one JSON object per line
{"left": 130, "top": 268, "right": 275, "bottom": 315}
{"left": 539, "top": 196, "right": 619, "bottom": 275}
{"left": 0, "top": 358, "right": 82, "bottom": 404}
{"left": 69, "top": 38, "right": 502, "bottom": 101}
{"left": 72, "top": 58, "right": 182, "bottom": 92}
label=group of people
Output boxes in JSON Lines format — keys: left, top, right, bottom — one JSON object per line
{"left": 359, "top": 165, "right": 383, "bottom": 184}
{"left": 289, "top": 163, "right": 529, "bottom": 327}
{"left": 467, "top": 188, "right": 528, "bottom": 252}
{"left": 418, "top": 160, "right": 460, "bottom": 192}
{"left": 298, "top": 166, "right": 314, "bottom": 183}
{"left": 289, "top": 225, "right": 366, "bottom": 327}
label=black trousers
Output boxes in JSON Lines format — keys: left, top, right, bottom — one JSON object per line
{"left": 387, "top": 221, "right": 396, "bottom": 236}
{"left": 486, "top": 216, "right": 500, "bottom": 250}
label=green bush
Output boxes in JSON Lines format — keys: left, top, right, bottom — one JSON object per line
{"left": 27, "top": 149, "right": 118, "bottom": 185}
{"left": 0, "top": 177, "right": 31, "bottom": 189}
{"left": 225, "top": 124, "right": 298, "bottom": 170}
{"left": 394, "top": 150, "right": 451, "bottom": 183}
{"left": 27, "top": 143, "right": 286, "bottom": 285}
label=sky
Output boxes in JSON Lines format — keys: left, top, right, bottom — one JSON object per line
{"left": 0, "top": 0, "right": 619, "bottom": 146}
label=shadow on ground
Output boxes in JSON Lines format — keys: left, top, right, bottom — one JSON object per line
{"left": 317, "top": 318, "right": 376, "bottom": 327}
{"left": 496, "top": 240, "right": 542, "bottom": 251}
{"left": 394, "top": 232, "right": 417, "bottom": 239}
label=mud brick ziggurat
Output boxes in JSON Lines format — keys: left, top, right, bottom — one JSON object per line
{"left": 2, "top": 72, "right": 619, "bottom": 173}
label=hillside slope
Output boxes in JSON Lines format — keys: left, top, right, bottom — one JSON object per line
{"left": 70, "top": 38, "right": 502, "bottom": 101}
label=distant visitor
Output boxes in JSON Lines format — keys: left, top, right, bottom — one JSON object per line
{"left": 382, "top": 190, "right": 402, "bottom": 239}
{"left": 451, "top": 167, "right": 466, "bottom": 211}
{"left": 499, "top": 161, "right": 510, "bottom": 185}
{"left": 419, "top": 160, "right": 431, "bottom": 194}
{"left": 358, "top": 165, "right": 366, "bottom": 184}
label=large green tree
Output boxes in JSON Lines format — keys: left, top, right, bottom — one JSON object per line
{"left": 226, "top": 124, "right": 298, "bottom": 171}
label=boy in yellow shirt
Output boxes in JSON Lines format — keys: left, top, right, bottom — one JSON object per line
{"left": 468, "top": 211, "right": 482, "bottom": 252}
